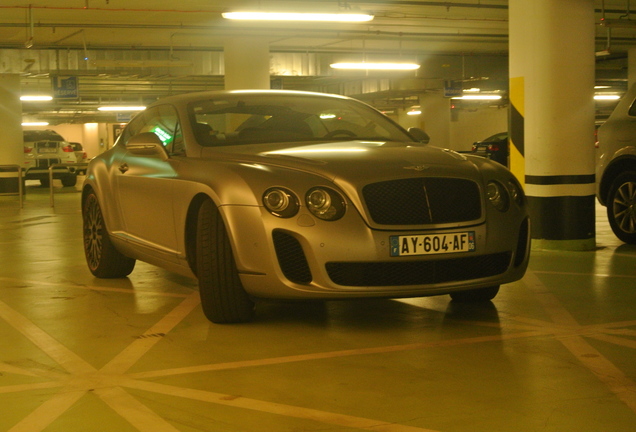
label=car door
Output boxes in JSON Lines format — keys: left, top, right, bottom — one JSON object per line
{"left": 115, "top": 104, "right": 184, "bottom": 261}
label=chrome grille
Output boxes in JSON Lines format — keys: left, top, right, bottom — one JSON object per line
{"left": 362, "top": 177, "right": 481, "bottom": 225}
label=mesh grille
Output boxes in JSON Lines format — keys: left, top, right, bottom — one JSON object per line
{"left": 363, "top": 177, "right": 481, "bottom": 225}
{"left": 325, "top": 252, "right": 511, "bottom": 287}
{"left": 272, "top": 230, "right": 312, "bottom": 284}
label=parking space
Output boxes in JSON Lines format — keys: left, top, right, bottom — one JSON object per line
{"left": 1, "top": 187, "right": 635, "bottom": 432}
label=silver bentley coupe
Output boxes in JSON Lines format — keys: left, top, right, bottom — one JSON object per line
{"left": 82, "top": 90, "right": 530, "bottom": 323}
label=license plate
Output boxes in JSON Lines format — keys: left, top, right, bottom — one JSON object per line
{"left": 390, "top": 232, "right": 475, "bottom": 257}
{"left": 38, "top": 148, "right": 57, "bottom": 153}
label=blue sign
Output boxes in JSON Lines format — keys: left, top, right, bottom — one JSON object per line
{"left": 51, "top": 76, "right": 78, "bottom": 99}
{"left": 444, "top": 80, "right": 463, "bottom": 98}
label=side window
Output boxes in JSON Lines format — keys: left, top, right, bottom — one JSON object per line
{"left": 628, "top": 99, "right": 636, "bottom": 117}
{"left": 118, "top": 113, "right": 145, "bottom": 147}
{"left": 119, "top": 105, "right": 185, "bottom": 155}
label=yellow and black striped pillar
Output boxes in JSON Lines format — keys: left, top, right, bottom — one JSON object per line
{"left": 509, "top": 0, "right": 596, "bottom": 251}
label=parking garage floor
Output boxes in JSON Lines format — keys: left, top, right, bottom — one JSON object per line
{"left": 1, "top": 183, "right": 635, "bottom": 432}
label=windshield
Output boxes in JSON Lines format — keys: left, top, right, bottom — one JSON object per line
{"left": 188, "top": 93, "right": 413, "bottom": 146}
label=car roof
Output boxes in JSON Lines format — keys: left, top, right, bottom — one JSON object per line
{"left": 148, "top": 89, "right": 351, "bottom": 107}
{"left": 23, "top": 129, "right": 65, "bottom": 142}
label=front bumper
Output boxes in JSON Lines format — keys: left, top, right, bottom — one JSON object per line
{"left": 223, "top": 205, "right": 530, "bottom": 300}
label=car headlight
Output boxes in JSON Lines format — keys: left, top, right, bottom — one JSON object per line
{"left": 263, "top": 187, "right": 299, "bottom": 218}
{"left": 486, "top": 180, "right": 510, "bottom": 212}
{"left": 507, "top": 179, "right": 524, "bottom": 207}
{"left": 306, "top": 187, "right": 346, "bottom": 221}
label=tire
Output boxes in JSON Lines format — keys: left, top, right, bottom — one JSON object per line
{"left": 607, "top": 171, "right": 636, "bottom": 244}
{"left": 61, "top": 174, "right": 77, "bottom": 187}
{"left": 450, "top": 285, "right": 499, "bottom": 302}
{"left": 82, "top": 191, "right": 136, "bottom": 278}
{"left": 196, "top": 199, "right": 255, "bottom": 324}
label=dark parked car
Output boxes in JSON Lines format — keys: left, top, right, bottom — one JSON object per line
{"left": 596, "top": 85, "right": 636, "bottom": 244}
{"left": 472, "top": 132, "right": 509, "bottom": 166}
{"left": 82, "top": 90, "right": 530, "bottom": 323}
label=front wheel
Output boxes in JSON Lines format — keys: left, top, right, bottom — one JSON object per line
{"left": 82, "top": 191, "right": 136, "bottom": 278}
{"left": 196, "top": 199, "right": 255, "bottom": 324}
{"left": 607, "top": 171, "right": 636, "bottom": 244}
{"left": 449, "top": 285, "right": 499, "bottom": 302}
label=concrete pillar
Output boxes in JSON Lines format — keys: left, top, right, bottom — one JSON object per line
{"left": 509, "top": 0, "right": 596, "bottom": 251}
{"left": 0, "top": 74, "right": 24, "bottom": 193}
{"left": 419, "top": 92, "right": 451, "bottom": 149}
{"left": 223, "top": 37, "right": 271, "bottom": 90}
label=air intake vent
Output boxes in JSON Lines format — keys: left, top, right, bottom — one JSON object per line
{"left": 326, "top": 252, "right": 511, "bottom": 287}
{"left": 272, "top": 230, "right": 312, "bottom": 284}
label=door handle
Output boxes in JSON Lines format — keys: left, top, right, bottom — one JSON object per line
{"left": 118, "top": 163, "right": 129, "bottom": 174}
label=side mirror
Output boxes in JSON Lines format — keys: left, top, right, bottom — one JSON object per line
{"left": 408, "top": 127, "right": 430, "bottom": 144}
{"left": 127, "top": 132, "right": 169, "bottom": 161}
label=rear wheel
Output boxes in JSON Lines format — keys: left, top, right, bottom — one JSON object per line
{"left": 61, "top": 174, "right": 77, "bottom": 187}
{"left": 450, "top": 285, "right": 499, "bottom": 302}
{"left": 607, "top": 171, "right": 636, "bottom": 244}
{"left": 83, "top": 191, "right": 136, "bottom": 278}
{"left": 196, "top": 199, "right": 255, "bottom": 323}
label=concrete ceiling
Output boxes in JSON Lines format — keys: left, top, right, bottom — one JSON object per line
{"left": 1, "top": 1, "right": 635, "bottom": 123}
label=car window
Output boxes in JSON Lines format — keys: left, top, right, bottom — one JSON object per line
{"left": 188, "top": 94, "right": 412, "bottom": 146}
{"left": 119, "top": 105, "right": 185, "bottom": 155}
{"left": 628, "top": 99, "right": 636, "bottom": 117}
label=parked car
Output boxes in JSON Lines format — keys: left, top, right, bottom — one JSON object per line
{"left": 82, "top": 90, "right": 530, "bottom": 323}
{"left": 70, "top": 142, "right": 87, "bottom": 163}
{"left": 23, "top": 130, "right": 78, "bottom": 187}
{"left": 596, "top": 85, "right": 636, "bottom": 244}
{"left": 471, "top": 132, "right": 509, "bottom": 166}
{"left": 70, "top": 142, "right": 89, "bottom": 174}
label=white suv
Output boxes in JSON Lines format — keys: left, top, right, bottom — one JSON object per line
{"left": 596, "top": 84, "right": 636, "bottom": 244}
{"left": 23, "top": 130, "right": 78, "bottom": 187}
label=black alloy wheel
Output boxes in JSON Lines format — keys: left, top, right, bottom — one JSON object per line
{"left": 83, "top": 191, "right": 136, "bottom": 278}
{"left": 607, "top": 171, "right": 636, "bottom": 244}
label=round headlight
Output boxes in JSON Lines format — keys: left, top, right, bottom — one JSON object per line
{"left": 307, "top": 189, "right": 331, "bottom": 213}
{"left": 507, "top": 180, "right": 524, "bottom": 206}
{"left": 263, "top": 188, "right": 299, "bottom": 218}
{"left": 306, "top": 187, "right": 346, "bottom": 221}
{"left": 487, "top": 181, "right": 510, "bottom": 212}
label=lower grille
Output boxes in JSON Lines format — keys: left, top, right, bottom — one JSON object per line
{"left": 35, "top": 158, "right": 61, "bottom": 169}
{"left": 272, "top": 230, "right": 312, "bottom": 284}
{"left": 326, "top": 252, "right": 511, "bottom": 287}
{"left": 514, "top": 218, "right": 530, "bottom": 267}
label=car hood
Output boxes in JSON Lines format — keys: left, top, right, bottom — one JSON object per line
{"left": 206, "top": 140, "right": 480, "bottom": 184}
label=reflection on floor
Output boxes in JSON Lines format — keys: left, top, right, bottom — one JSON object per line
{"left": 1, "top": 183, "right": 635, "bottom": 432}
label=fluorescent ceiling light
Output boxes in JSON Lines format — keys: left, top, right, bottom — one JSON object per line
{"left": 594, "top": 94, "right": 620, "bottom": 100}
{"left": 98, "top": 106, "right": 146, "bottom": 111}
{"left": 20, "top": 95, "right": 53, "bottom": 101}
{"left": 451, "top": 95, "right": 502, "bottom": 100}
{"left": 222, "top": 12, "right": 373, "bottom": 22}
{"left": 330, "top": 62, "right": 420, "bottom": 70}
{"left": 407, "top": 110, "right": 422, "bottom": 116}
{"left": 22, "top": 121, "right": 49, "bottom": 126}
